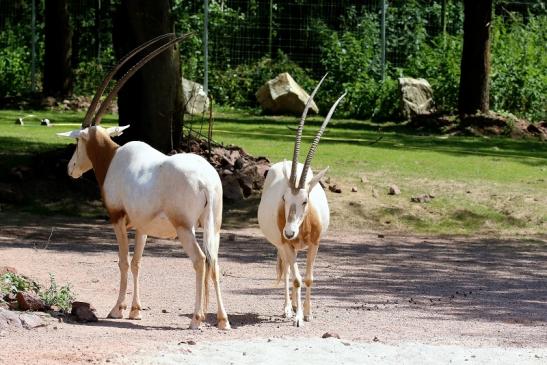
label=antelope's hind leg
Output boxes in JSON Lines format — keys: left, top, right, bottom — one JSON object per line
{"left": 108, "top": 221, "right": 130, "bottom": 319}
{"left": 128, "top": 231, "right": 147, "bottom": 320}
{"left": 177, "top": 227, "right": 207, "bottom": 330}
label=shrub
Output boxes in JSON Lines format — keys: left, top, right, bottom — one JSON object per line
{"left": 491, "top": 15, "right": 547, "bottom": 122}
{"left": 40, "top": 273, "right": 75, "bottom": 312}
{"left": 209, "top": 50, "right": 315, "bottom": 108}
{"left": 0, "top": 29, "right": 32, "bottom": 96}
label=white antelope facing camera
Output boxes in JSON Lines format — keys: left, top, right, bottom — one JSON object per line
{"left": 57, "top": 33, "right": 230, "bottom": 330}
{"left": 258, "top": 75, "right": 346, "bottom": 327}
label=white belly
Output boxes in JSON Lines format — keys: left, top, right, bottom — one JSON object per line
{"left": 138, "top": 212, "right": 178, "bottom": 239}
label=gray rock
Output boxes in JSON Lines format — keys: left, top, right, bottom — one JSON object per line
{"left": 0, "top": 308, "right": 22, "bottom": 329}
{"left": 19, "top": 313, "right": 44, "bottom": 329}
{"left": 322, "top": 331, "right": 341, "bottom": 339}
{"left": 71, "top": 302, "right": 98, "bottom": 323}
{"left": 398, "top": 77, "right": 435, "bottom": 119}
{"left": 256, "top": 73, "right": 319, "bottom": 115}
{"left": 410, "top": 194, "right": 434, "bottom": 203}
{"left": 388, "top": 185, "right": 401, "bottom": 195}
{"left": 182, "top": 78, "right": 210, "bottom": 115}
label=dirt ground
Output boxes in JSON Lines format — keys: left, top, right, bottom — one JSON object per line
{"left": 0, "top": 213, "right": 546, "bottom": 364}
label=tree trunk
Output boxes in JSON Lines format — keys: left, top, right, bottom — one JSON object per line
{"left": 113, "top": 0, "right": 184, "bottom": 153}
{"left": 458, "top": 0, "right": 493, "bottom": 116}
{"left": 43, "top": 0, "right": 73, "bottom": 97}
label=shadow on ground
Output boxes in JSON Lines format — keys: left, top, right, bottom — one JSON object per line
{"left": 1, "top": 213, "right": 545, "bottom": 327}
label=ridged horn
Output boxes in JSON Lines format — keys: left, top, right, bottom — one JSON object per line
{"left": 298, "top": 92, "right": 346, "bottom": 189}
{"left": 93, "top": 32, "right": 193, "bottom": 125}
{"left": 82, "top": 33, "right": 175, "bottom": 128}
{"left": 289, "top": 73, "right": 328, "bottom": 189}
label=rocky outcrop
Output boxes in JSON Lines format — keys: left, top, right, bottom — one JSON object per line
{"left": 256, "top": 73, "right": 319, "bottom": 115}
{"left": 398, "top": 77, "right": 435, "bottom": 119}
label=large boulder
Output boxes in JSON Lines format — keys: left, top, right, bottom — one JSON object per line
{"left": 256, "top": 73, "right": 319, "bottom": 115}
{"left": 398, "top": 77, "right": 435, "bottom": 119}
{"left": 182, "top": 78, "right": 210, "bottom": 115}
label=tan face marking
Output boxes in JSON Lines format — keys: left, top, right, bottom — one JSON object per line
{"left": 277, "top": 201, "right": 322, "bottom": 247}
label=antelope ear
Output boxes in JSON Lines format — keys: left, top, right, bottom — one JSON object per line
{"left": 308, "top": 166, "right": 329, "bottom": 191}
{"left": 106, "top": 125, "right": 130, "bottom": 137}
{"left": 56, "top": 129, "right": 81, "bottom": 138}
{"left": 282, "top": 159, "right": 290, "bottom": 182}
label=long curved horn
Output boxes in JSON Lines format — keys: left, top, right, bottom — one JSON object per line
{"left": 298, "top": 92, "right": 346, "bottom": 189}
{"left": 93, "top": 32, "right": 193, "bottom": 125}
{"left": 82, "top": 33, "right": 175, "bottom": 128}
{"left": 289, "top": 73, "right": 328, "bottom": 188}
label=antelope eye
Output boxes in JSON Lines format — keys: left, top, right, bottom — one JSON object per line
{"left": 302, "top": 200, "right": 308, "bottom": 206}
{"left": 282, "top": 195, "right": 285, "bottom": 202}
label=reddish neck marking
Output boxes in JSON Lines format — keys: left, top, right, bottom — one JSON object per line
{"left": 85, "top": 128, "right": 119, "bottom": 188}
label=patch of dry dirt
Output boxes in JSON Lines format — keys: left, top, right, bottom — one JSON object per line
{"left": 0, "top": 213, "right": 546, "bottom": 364}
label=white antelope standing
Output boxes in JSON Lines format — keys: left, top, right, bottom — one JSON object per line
{"left": 57, "top": 33, "right": 230, "bottom": 330}
{"left": 258, "top": 75, "right": 345, "bottom": 326}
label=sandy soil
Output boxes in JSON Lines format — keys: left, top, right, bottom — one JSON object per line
{"left": 0, "top": 213, "right": 546, "bottom": 364}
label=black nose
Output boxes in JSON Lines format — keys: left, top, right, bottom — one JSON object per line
{"left": 285, "top": 232, "right": 295, "bottom": 239}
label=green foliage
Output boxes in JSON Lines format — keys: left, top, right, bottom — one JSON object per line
{"left": 73, "top": 47, "right": 115, "bottom": 96}
{"left": 39, "top": 274, "right": 75, "bottom": 312}
{"left": 0, "top": 271, "right": 75, "bottom": 312}
{"left": 0, "top": 29, "right": 32, "bottom": 96}
{"left": 405, "top": 34, "right": 462, "bottom": 113}
{"left": 1, "top": 272, "right": 39, "bottom": 295}
{"left": 209, "top": 51, "right": 315, "bottom": 108}
{"left": 491, "top": 15, "right": 547, "bottom": 122}
{"left": 311, "top": 13, "right": 387, "bottom": 118}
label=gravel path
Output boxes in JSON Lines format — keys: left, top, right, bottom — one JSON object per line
{"left": 0, "top": 214, "right": 546, "bottom": 364}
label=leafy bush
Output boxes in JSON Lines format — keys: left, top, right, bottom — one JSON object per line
{"left": 73, "top": 47, "right": 115, "bottom": 96}
{"left": 491, "top": 15, "right": 547, "bottom": 122}
{"left": 0, "top": 29, "right": 32, "bottom": 96}
{"left": 209, "top": 50, "right": 315, "bottom": 108}
{"left": 40, "top": 273, "right": 75, "bottom": 312}
{"left": 1, "top": 272, "right": 75, "bottom": 312}
{"left": 1, "top": 272, "right": 39, "bottom": 295}
{"left": 405, "top": 34, "right": 462, "bottom": 113}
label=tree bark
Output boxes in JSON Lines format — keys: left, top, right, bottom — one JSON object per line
{"left": 458, "top": 0, "right": 493, "bottom": 116}
{"left": 113, "top": 0, "right": 184, "bottom": 153}
{"left": 43, "top": 0, "right": 73, "bottom": 97}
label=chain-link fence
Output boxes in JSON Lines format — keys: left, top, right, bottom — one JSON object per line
{"left": 1, "top": 0, "right": 545, "bottom": 119}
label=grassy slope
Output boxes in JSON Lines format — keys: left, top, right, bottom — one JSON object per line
{"left": 208, "top": 108, "right": 547, "bottom": 236}
{"left": 1, "top": 108, "right": 546, "bottom": 236}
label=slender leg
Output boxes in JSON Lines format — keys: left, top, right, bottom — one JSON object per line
{"left": 128, "top": 231, "right": 147, "bottom": 320}
{"left": 210, "top": 239, "right": 230, "bottom": 330}
{"left": 304, "top": 244, "right": 319, "bottom": 322}
{"left": 108, "top": 222, "right": 129, "bottom": 319}
{"left": 177, "top": 227, "right": 206, "bottom": 330}
{"left": 282, "top": 245, "right": 303, "bottom": 327}
{"left": 281, "top": 256, "right": 293, "bottom": 318}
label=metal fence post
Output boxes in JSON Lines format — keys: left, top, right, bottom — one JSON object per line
{"left": 268, "top": 0, "right": 273, "bottom": 58}
{"left": 441, "top": 0, "right": 447, "bottom": 49}
{"left": 31, "top": 0, "right": 36, "bottom": 92}
{"left": 380, "top": 0, "right": 386, "bottom": 82}
{"left": 203, "top": 0, "right": 209, "bottom": 95}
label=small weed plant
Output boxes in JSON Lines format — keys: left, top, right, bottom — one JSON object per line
{"left": 1, "top": 272, "right": 75, "bottom": 312}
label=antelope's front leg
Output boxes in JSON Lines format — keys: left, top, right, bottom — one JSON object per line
{"left": 282, "top": 246, "right": 303, "bottom": 327}
{"left": 128, "top": 231, "right": 147, "bottom": 320}
{"left": 108, "top": 222, "right": 129, "bottom": 319}
{"left": 304, "top": 244, "right": 319, "bottom": 322}
{"left": 281, "top": 257, "right": 293, "bottom": 318}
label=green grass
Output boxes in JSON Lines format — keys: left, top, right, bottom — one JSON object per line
{"left": 2, "top": 108, "right": 546, "bottom": 236}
